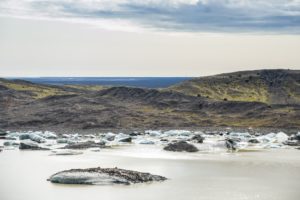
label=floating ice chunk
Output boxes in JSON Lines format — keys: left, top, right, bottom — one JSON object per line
{"left": 104, "top": 132, "right": 116, "bottom": 141}
{"left": 89, "top": 148, "right": 101, "bottom": 152}
{"left": 164, "top": 130, "right": 192, "bottom": 137}
{"left": 137, "top": 139, "right": 155, "bottom": 145}
{"left": 57, "top": 138, "right": 69, "bottom": 144}
{"left": 235, "top": 142, "right": 249, "bottom": 150}
{"left": 4, "top": 141, "right": 20, "bottom": 146}
{"left": 62, "top": 134, "right": 71, "bottom": 138}
{"left": 29, "top": 133, "right": 46, "bottom": 143}
{"left": 228, "top": 132, "right": 251, "bottom": 141}
{"left": 256, "top": 133, "right": 276, "bottom": 143}
{"left": 43, "top": 131, "right": 57, "bottom": 139}
{"left": 115, "top": 133, "right": 132, "bottom": 143}
{"left": 19, "top": 133, "right": 46, "bottom": 143}
{"left": 275, "top": 132, "right": 289, "bottom": 143}
{"left": 145, "top": 130, "right": 162, "bottom": 137}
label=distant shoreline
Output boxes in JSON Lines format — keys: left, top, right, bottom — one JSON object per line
{"left": 3, "top": 126, "right": 299, "bottom": 135}
{"left": 5, "top": 77, "right": 193, "bottom": 88}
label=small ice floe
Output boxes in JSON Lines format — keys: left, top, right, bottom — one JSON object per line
{"left": 89, "top": 147, "right": 101, "bottom": 152}
{"left": 56, "top": 138, "right": 69, "bottom": 144}
{"left": 136, "top": 139, "right": 155, "bottom": 145}
{"left": 50, "top": 149, "right": 83, "bottom": 156}
{"left": 283, "top": 132, "right": 300, "bottom": 147}
{"left": 228, "top": 132, "right": 251, "bottom": 141}
{"left": 19, "top": 140, "right": 49, "bottom": 150}
{"left": 256, "top": 132, "right": 289, "bottom": 144}
{"left": 62, "top": 134, "right": 71, "bottom": 138}
{"left": 145, "top": 130, "right": 162, "bottom": 137}
{"left": 19, "top": 133, "right": 46, "bottom": 143}
{"left": 43, "top": 131, "right": 57, "bottom": 139}
{"left": 104, "top": 132, "right": 116, "bottom": 141}
{"left": 223, "top": 131, "right": 290, "bottom": 152}
{"left": 4, "top": 140, "right": 20, "bottom": 146}
{"left": 257, "top": 133, "right": 276, "bottom": 143}
{"left": 115, "top": 133, "right": 132, "bottom": 143}
{"left": 275, "top": 132, "right": 289, "bottom": 143}
{"left": 163, "top": 130, "right": 192, "bottom": 137}
{"left": 83, "top": 134, "right": 96, "bottom": 139}
{"left": 4, "top": 132, "right": 19, "bottom": 140}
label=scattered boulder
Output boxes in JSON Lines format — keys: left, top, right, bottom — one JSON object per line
{"left": 19, "top": 141, "right": 49, "bottom": 150}
{"left": 248, "top": 138, "right": 260, "bottom": 144}
{"left": 164, "top": 141, "right": 199, "bottom": 152}
{"left": 0, "top": 130, "right": 7, "bottom": 138}
{"left": 62, "top": 141, "right": 105, "bottom": 149}
{"left": 118, "top": 137, "right": 132, "bottom": 143}
{"left": 129, "top": 131, "right": 141, "bottom": 136}
{"left": 191, "top": 134, "right": 204, "bottom": 143}
{"left": 160, "top": 139, "right": 168, "bottom": 142}
{"left": 225, "top": 138, "right": 241, "bottom": 151}
{"left": 295, "top": 132, "right": 300, "bottom": 141}
{"left": 48, "top": 167, "right": 167, "bottom": 185}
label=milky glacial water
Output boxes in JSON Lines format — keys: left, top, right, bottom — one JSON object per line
{"left": 0, "top": 145, "right": 299, "bottom": 200}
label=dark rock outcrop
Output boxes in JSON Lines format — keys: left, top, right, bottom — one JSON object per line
{"left": 48, "top": 167, "right": 167, "bottom": 185}
{"left": 164, "top": 141, "right": 199, "bottom": 152}
{"left": 191, "top": 134, "right": 204, "bottom": 143}
{"left": 0, "top": 130, "right": 7, "bottom": 136}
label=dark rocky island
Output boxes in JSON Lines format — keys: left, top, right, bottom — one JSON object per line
{"left": 164, "top": 141, "right": 199, "bottom": 152}
{"left": 48, "top": 167, "right": 167, "bottom": 185}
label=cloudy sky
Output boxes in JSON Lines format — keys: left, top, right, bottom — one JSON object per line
{"left": 0, "top": 0, "right": 299, "bottom": 76}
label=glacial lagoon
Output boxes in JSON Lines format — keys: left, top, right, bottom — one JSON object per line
{"left": 0, "top": 131, "right": 300, "bottom": 200}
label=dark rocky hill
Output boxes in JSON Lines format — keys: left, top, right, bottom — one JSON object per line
{"left": 169, "top": 69, "right": 300, "bottom": 105}
{"left": 0, "top": 70, "right": 300, "bottom": 131}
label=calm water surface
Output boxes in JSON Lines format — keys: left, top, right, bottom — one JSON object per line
{"left": 0, "top": 145, "right": 299, "bottom": 200}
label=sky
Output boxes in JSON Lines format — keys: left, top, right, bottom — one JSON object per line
{"left": 0, "top": 0, "right": 300, "bottom": 77}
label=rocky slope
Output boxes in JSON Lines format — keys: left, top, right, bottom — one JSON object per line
{"left": 169, "top": 69, "right": 300, "bottom": 105}
{"left": 0, "top": 70, "right": 300, "bottom": 131}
